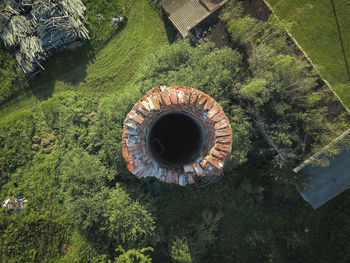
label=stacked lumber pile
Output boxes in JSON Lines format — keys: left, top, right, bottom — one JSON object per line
{"left": 0, "top": 0, "right": 90, "bottom": 76}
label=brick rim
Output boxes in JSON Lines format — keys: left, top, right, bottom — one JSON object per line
{"left": 122, "top": 85, "right": 233, "bottom": 186}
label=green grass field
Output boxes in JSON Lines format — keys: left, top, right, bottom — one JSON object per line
{"left": 0, "top": 0, "right": 172, "bottom": 126}
{"left": 266, "top": 0, "right": 350, "bottom": 107}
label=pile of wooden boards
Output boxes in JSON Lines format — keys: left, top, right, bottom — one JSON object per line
{"left": 0, "top": 0, "right": 90, "bottom": 76}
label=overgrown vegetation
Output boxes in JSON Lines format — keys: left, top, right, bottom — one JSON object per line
{"left": 266, "top": 0, "right": 350, "bottom": 107}
{"left": 220, "top": 1, "right": 349, "bottom": 161}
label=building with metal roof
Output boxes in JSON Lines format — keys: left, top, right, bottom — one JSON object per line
{"left": 294, "top": 129, "right": 350, "bottom": 209}
{"left": 161, "top": 0, "right": 227, "bottom": 38}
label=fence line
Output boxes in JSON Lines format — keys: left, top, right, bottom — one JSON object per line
{"left": 261, "top": 0, "right": 350, "bottom": 116}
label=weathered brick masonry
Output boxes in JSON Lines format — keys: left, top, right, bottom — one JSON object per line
{"left": 122, "top": 85, "right": 233, "bottom": 186}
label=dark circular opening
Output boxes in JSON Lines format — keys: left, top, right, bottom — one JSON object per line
{"left": 147, "top": 111, "right": 205, "bottom": 169}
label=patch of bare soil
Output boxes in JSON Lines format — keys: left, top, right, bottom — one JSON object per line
{"left": 242, "top": 0, "right": 271, "bottom": 21}
{"left": 205, "top": 20, "right": 230, "bottom": 48}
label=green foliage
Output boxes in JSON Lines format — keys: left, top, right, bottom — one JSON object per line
{"left": 136, "top": 40, "right": 252, "bottom": 166}
{"left": 226, "top": 106, "right": 253, "bottom": 167}
{"left": 57, "top": 231, "right": 102, "bottom": 263}
{"left": 106, "top": 185, "right": 155, "bottom": 248}
{"left": 0, "top": 110, "right": 35, "bottom": 187}
{"left": 36, "top": 92, "right": 97, "bottom": 148}
{"left": 170, "top": 238, "right": 192, "bottom": 263}
{"left": 239, "top": 78, "right": 269, "bottom": 107}
{"left": 86, "top": 89, "right": 141, "bottom": 172}
{"left": 226, "top": 15, "right": 259, "bottom": 45}
{"left": 109, "top": 246, "right": 153, "bottom": 263}
{"left": 137, "top": 40, "right": 242, "bottom": 107}
{"left": 0, "top": 153, "right": 72, "bottom": 263}
{"left": 60, "top": 147, "right": 155, "bottom": 250}
{"left": 60, "top": 148, "right": 111, "bottom": 199}
{"left": 83, "top": 0, "right": 130, "bottom": 50}
{"left": 0, "top": 44, "right": 27, "bottom": 104}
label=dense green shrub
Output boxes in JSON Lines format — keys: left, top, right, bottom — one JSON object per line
{"left": 0, "top": 44, "right": 27, "bottom": 105}
{"left": 0, "top": 111, "right": 35, "bottom": 188}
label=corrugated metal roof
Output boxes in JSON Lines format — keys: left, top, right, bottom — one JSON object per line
{"left": 295, "top": 129, "right": 350, "bottom": 209}
{"left": 169, "top": 0, "right": 209, "bottom": 37}
{"left": 299, "top": 148, "right": 350, "bottom": 209}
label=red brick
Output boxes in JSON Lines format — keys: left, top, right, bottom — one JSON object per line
{"left": 123, "top": 85, "right": 233, "bottom": 185}
{"left": 183, "top": 163, "right": 195, "bottom": 173}
{"left": 210, "top": 148, "right": 229, "bottom": 161}
{"left": 190, "top": 91, "right": 199, "bottom": 104}
{"left": 216, "top": 135, "right": 232, "bottom": 145}
{"left": 207, "top": 104, "right": 220, "bottom": 119}
{"left": 161, "top": 90, "right": 171, "bottom": 105}
{"left": 215, "top": 143, "right": 232, "bottom": 153}
{"left": 135, "top": 104, "right": 148, "bottom": 116}
{"left": 211, "top": 111, "right": 226, "bottom": 122}
{"left": 182, "top": 89, "right": 191, "bottom": 104}
{"left": 203, "top": 98, "right": 214, "bottom": 111}
{"left": 172, "top": 172, "right": 179, "bottom": 184}
{"left": 165, "top": 170, "right": 173, "bottom": 183}
{"left": 214, "top": 118, "right": 229, "bottom": 130}
{"left": 197, "top": 94, "right": 207, "bottom": 107}
{"left": 150, "top": 94, "right": 161, "bottom": 111}
{"left": 128, "top": 110, "right": 144, "bottom": 125}
{"left": 122, "top": 147, "right": 132, "bottom": 163}
{"left": 203, "top": 155, "right": 224, "bottom": 170}
{"left": 187, "top": 174, "right": 195, "bottom": 184}
{"left": 127, "top": 162, "right": 136, "bottom": 172}
{"left": 177, "top": 90, "right": 186, "bottom": 104}
{"left": 193, "top": 162, "right": 205, "bottom": 176}
{"left": 215, "top": 128, "right": 232, "bottom": 137}
{"left": 153, "top": 86, "right": 162, "bottom": 95}
{"left": 170, "top": 89, "right": 178, "bottom": 104}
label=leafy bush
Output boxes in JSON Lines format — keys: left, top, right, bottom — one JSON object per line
{"left": 60, "top": 147, "right": 155, "bottom": 250}
{"left": 0, "top": 44, "right": 27, "bottom": 105}
{"left": 0, "top": 111, "right": 35, "bottom": 188}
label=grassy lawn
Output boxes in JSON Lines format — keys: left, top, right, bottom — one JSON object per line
{"left": 266, "top": 0, "right": 350, "bottom": 107}
{"left": 0, "top": 0, "right": 172, "bottom": 126}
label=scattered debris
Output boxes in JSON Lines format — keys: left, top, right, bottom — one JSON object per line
{"left": 110, "top": 16, "right": 123, "bottom": 27}
{"left": 98, "top": 13, "right": 104, "bottom": 21}
{"left": 0, "top": 0, "right": 90, "bottom": 76}
{"left": 2, "top": 196, "right": 28, "bottom": 212}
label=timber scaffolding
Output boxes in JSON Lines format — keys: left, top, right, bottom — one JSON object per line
{"left": 0, "top": 0, "right": 89, "bottom": 76}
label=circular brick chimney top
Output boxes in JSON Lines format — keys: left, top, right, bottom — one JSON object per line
{"left": 122, "top": 86, "right": 232, "bottom": 186}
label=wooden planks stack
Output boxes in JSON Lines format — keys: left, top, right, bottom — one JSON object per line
{"left": 0, "top": 0, "right": 90, "bottom": 76}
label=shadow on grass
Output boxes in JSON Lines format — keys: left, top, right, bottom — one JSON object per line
{"left": 28, "top": 41, "right": 94, "bottom": 101}
{"left": 162, "top": 11, "right": 177, "bottom": 43}
{"left": 29, "top": 21, "right": 128, "bottom": 101}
